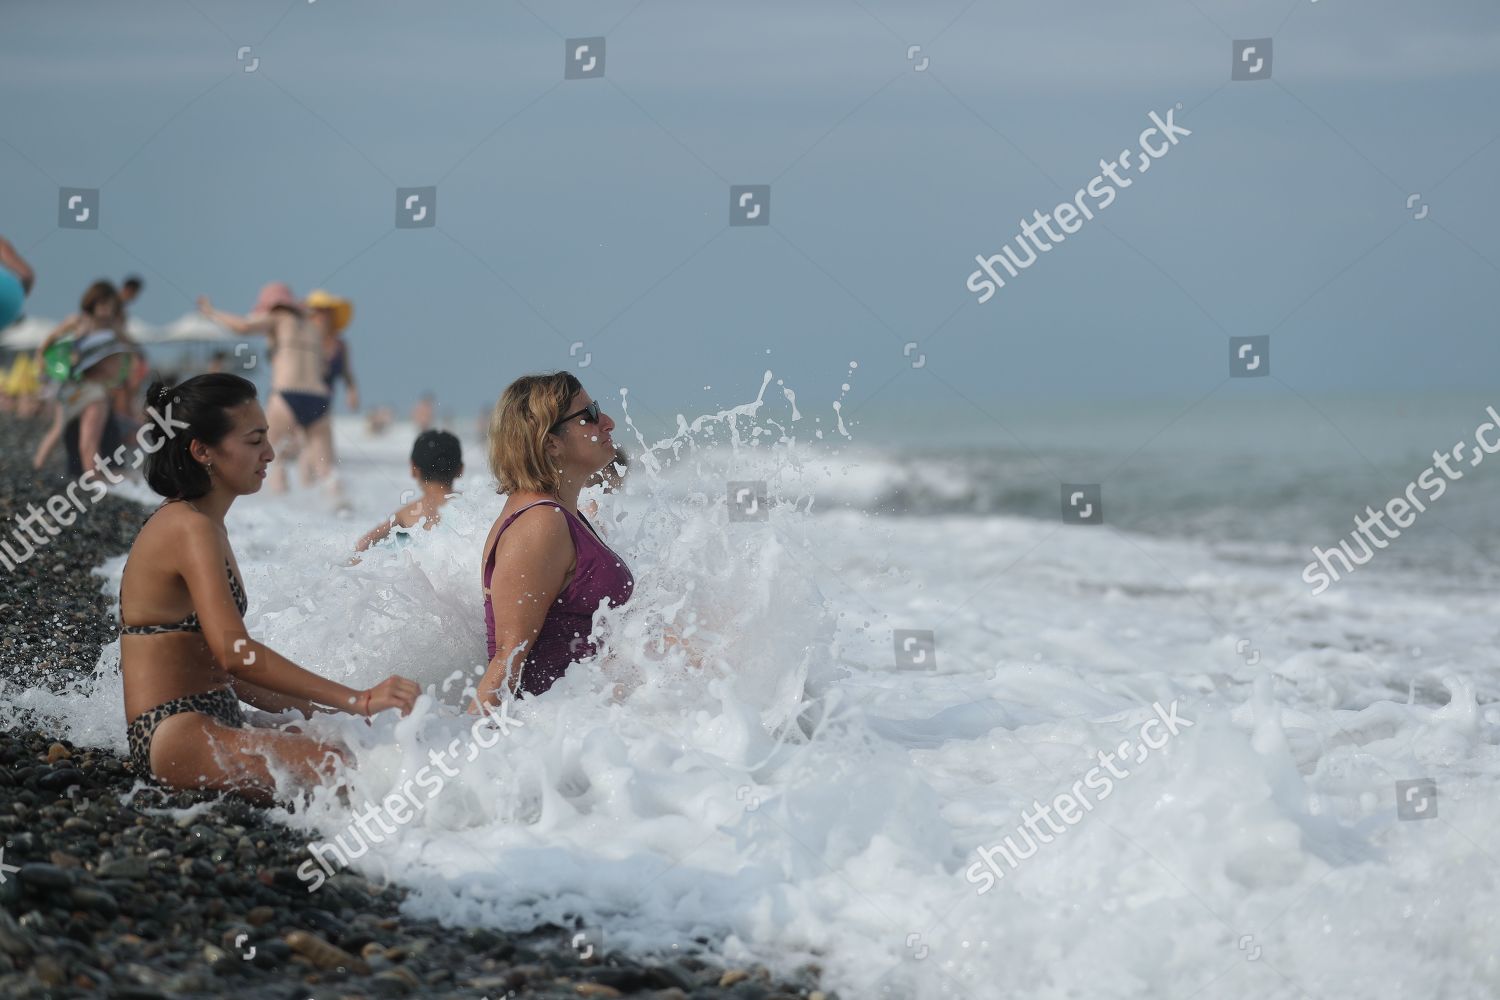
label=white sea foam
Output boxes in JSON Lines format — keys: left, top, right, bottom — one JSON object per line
{"left": 5, "top": 379, "right": 1498, "bottom": 999}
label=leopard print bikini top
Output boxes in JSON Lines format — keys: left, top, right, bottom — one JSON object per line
{"left": 119, "top": 559, "right": 247, "bottom": 635}
{"left": 118, "top": 499, "right": 248, "bottom": 635}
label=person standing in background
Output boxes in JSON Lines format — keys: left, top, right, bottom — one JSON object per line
{"left": 112, "top": 274, "right": 149, "bottom": 444}
{"left": 32, "top": 281, "right": 130, "bottom": 471}
{"left": 300, "top": 290, "right": 357, "bottom": 501}
{"left": 60, "top": 330, "right": 134, "bottom": 478}
{"left": 412, "top": 392, "right": 435, "bottom": 432}
{"left": 198, "top": 282, "right": 332, "bottom": 496}
{"left": 120, "top": 275, "right": 144, "bottom": 310}
{"left": 307, "top": 289, "right": 359, "bottom": 413}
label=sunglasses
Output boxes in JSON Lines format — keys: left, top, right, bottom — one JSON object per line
{"left": 550, "top": 400, "right": 601, "bottom": 433}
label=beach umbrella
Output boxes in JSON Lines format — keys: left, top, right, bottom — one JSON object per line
{"left": 125, "top": 315, "right": 166, "bottom": 343}
{"left": 160, "top": 312, "right": 238, "bottom": 342}
{"left": 0, "top": 316, "right": 59, "bottom": 350}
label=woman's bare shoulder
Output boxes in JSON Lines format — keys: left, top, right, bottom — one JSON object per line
{"left": 133, "top": 502, "right": 223, "bottom": 558}
{"left": 493, "top": 498, "right": 570, "bottom": 547}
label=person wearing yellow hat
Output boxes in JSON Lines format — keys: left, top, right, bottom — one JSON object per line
{"left": 305, "top": 289, "right": 358, "bottom": 410}
{"left": 300, "top": 290, "right": 357, "bottom": 506}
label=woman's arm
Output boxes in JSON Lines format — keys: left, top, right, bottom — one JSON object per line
{"left": 196, "top": 296, "right": 275, "bottom": 336}
{"left": 471, "top": 509, "right": 573, "bottom": 709}
{"left": 228, "top": 677, "right": 322, "bottom": 717}
{"left": 0, "top": 238, "right": 34, "bottom": 293}
{"left": 180, "top": 516, "right": 419, "bottom": 715}
{"left": 35, "top": 316, "right": 82, "bottom": 362}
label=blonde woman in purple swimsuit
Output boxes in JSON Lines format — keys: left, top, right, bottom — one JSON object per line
{"left": 475, "top": 373, "right": 637, "bottom": 706}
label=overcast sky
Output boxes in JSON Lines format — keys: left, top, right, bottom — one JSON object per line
{"left": 2, "top": 0, "right": 1498, "bottom": 440}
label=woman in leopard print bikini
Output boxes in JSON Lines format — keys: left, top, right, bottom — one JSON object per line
{"left": 119, "top": 373, "right": 420, "bottom": 802}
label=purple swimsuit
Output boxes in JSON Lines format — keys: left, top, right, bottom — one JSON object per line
{"left": 483, "top": 500, "right": 634, "bottom": 696}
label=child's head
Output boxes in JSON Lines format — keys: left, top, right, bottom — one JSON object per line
{"left": 411, "top": 429, "right": 463, "bottom": 487}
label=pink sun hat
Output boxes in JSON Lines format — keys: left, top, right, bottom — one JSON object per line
{"left": 250, "top": 281, "right": 303, "bottom": 316}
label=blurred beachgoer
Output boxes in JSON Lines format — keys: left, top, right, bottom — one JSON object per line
{"left": 473, "top": 374, "right": 636, "bottom": 704}
{"left": 354, "top": 430, "right": 463, "bottom": 553}
{"left": 32, "top": 281, "right": 130, "bottom": 470}
{"left": 412, "top": 392, "right": 435, "bottom": 432}
{"left": 306, "top": 289, "right": 358, "bottom": 412}
{"left": 0, "top": 236, "right": 35, "bottom": 329}
{"left": 299, "top": 290, "right": 356, "bottom": 497}
{"left": 59, "top": 330, "right": 134, "bottom": 478}
{"left": 206, "top": 351, "right": 228, "bottom": 374}
{"left": 119, "top": 373, "right": 418, "bottom": 800}
{"left": 365, "top": 404, "right": 393, "bottom": 436}
{"left": 198, "top": 282, "right": 331, "bottom": 495}
{"left": 3, "top": 352, "right": 43, "bottom": 418}
{"left": 108, "top": 275, "right": 150, "bottom": 432}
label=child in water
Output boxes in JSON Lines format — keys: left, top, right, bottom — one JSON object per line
{"left": 353, "top": 430, "right": 464, "bottom": 552}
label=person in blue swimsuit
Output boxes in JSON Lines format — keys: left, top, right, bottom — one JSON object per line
{"left": 354, "top": 430, "right": 464, "bottom": 553}
{"left": 306, "top": 288, "right": 358, "bottom": 407}
{"left": 0, "top": 236, "right": 35, "bottom": 330}
{"left": 302, "top": 289, "right": 358, "bottom": 495}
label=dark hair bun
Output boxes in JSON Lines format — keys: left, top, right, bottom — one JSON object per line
{"left": 145, "top": 380, "right": 174, "bottom": 411}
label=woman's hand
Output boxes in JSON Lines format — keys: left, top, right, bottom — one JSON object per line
{"left": 197, "top": 295, "right": 214, "bottom": 316}
{"left": 359, "top": 675, "right": 421, "bottom": 717}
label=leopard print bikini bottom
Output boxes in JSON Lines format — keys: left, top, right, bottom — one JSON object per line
{"left": 126, "top": 687, "right": 246, "bottom": 778}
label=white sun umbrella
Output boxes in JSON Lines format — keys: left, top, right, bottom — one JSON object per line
{"left": 124, "top": 315, "right": 166, "bottom": 344}
{"left": 149, "top": 312, "right": 251, "bottom": 375}
{"left": 160, "top": 312, "right": 238, "bottom": 343}
{"left": 0, "top": 316, "right": 60, "bottom": 351}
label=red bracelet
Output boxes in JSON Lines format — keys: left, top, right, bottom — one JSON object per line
{"left": 360, "top": 691, "right": 372, "bottom": 717}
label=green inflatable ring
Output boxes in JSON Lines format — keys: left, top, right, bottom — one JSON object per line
{"left": 42, "top": 342, "right": 73, "bottom": 382}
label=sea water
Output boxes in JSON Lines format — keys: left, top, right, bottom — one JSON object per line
{"left": 6, "top": 379, "right": 1499, "bottom": 999}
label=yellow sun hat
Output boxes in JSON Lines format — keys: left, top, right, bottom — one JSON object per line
{"left": 304, "top": 289, "right": 353, "bottom": 333}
